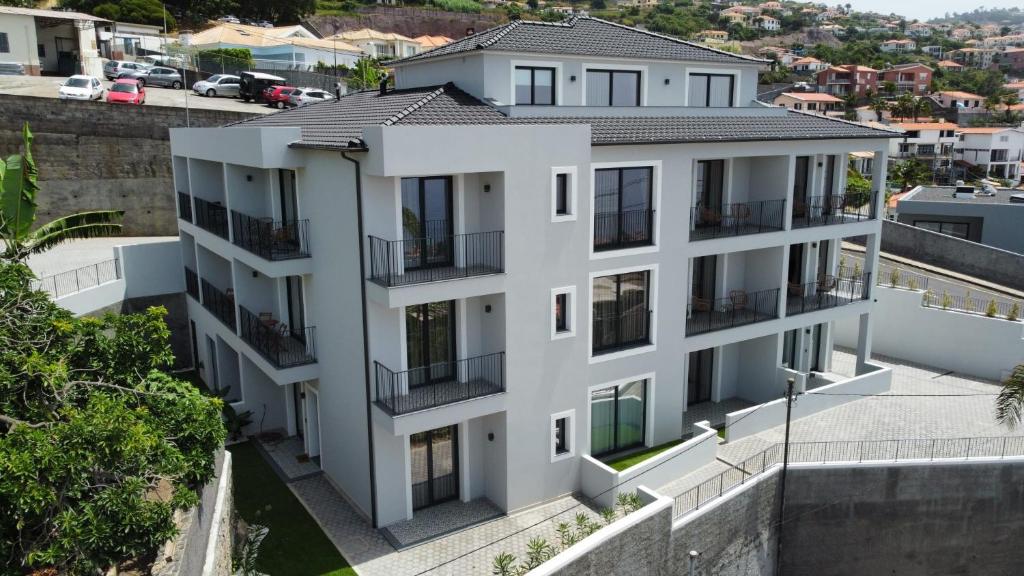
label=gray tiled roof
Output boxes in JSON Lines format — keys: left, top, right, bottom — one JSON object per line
{"left": 231, "top": 83, "right": 898, "bottom": 149}
{"left": 389, "top": 16, "right": 766, "bottom": 66}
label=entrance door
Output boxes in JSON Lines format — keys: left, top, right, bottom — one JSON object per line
{"left": 687, "top": 348, "right": 714, "bottom": 405}
{"left": 810, "top": 323, "right": 825, "bottom": 372}
{"left": 279, "top": 169, "right": 298, "bottom": 222}
{"left": 285, "top": 275, "right": 305, "bottom": 343}
{"left": 410, "top": 425, "right": 459, "bottom": 510}
{"left": 691, "top": 255, "right": 717, "bottom": 300}
{"left": 695, "top": 160, "right": 725, "bottom": 227}
{"left": 817, "top": 240, "right": 830, "bottom": 282}
{"left": 788, "top": 244, "right": 804, "bottom": 286}
{"left": 793, "top": 156, "right": 810, "bottom": 218}
{"left": 205, "top": 335, "right": 219, "bottom": 391}
{"left": 293, "top": 383, "right": 305, "bottom": 440}
{"left": 401, "top": 177, "right": 453, "bottom": 270}
{"left": 306, "top": 389, "right": 321, "bottom": 460}
{"left": 405, "top": 301, "right": 456, "bottom": 387}
{"left": 823, "top": 155, "right": 837, "bottom": 217}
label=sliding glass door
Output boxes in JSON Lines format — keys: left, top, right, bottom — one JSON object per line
{"left": 405, "top": 301, "right": 456, "bottom": 387}
{"left": 401, "top": 176, "right": 453, "bottom": 270}
{"left": 590, "top": 379, "right": 647, "bottom": 457}
{"left": 410, "top": 425, "right": 459, "bottom": 510}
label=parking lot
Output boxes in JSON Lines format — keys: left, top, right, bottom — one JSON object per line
{"left": 0, "top": 74, "right": 273, "bottom": 115}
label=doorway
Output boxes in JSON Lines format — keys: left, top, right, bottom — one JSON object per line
{"left": 293, "top": 383, "right": 305, "bottom": 441}
{"left": 405, "top": 301, "right": 456, "bottom": 386}
{"left": 285, "top": 275, "right": 305, "bottom": 343}
{"left": 401, "top": 176, "right": 453, "bottom": 270}
{"left": 793, "top": 156, "right": 810, "bottom": 218}
{"left": 687, "top": 348, "right": 714, "bottom": 405}
{"left": 189, "top": 320, "right": 199, "bottom": 371}
{"left": 305, "top": 388, "right": 321, "bottom": 462}
{"left": 205, "top": 335, "right": 219, "bottom": 391}
{"left": 410, "top": 425, "right": 459, "bottom": 510}
{"left": 809, "top": 323, "right": 825, "bottom": 372}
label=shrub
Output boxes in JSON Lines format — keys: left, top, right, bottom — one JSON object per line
{"left": 853, "top": 260, "right": 862, "bottom": 277}
{"left": 889, "top": 267, "right": 900, "bottom": 287}
{"left": 941, "top": 290, "right": 952, "bottom": 310}
{"left": 923, "top": 289, "right": 934, "bottom": 307}
{"left": 964, "top": 290, "right": 973, "bottom": 312}
{"left": 429, "top": 0, "right": 482, "bottom": 12}
{"left": 907, "top": 276, "right": 918, "bottom": 291}
{"left": 1009, "top": 302, "right": 1020, "bottom": 322}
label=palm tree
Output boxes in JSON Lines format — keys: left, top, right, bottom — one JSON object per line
{"left": 911, "top": 97, "right": 930, "bottom": 121}
{"left": 0, "top": 123, "right": 123, "bottom": 262}
{"left": 1002, "top": 93, "right": 1021, "bottom": 122}
{"left": 996, "top": 365, "right": 1024, "bottom": 429}
{"left": 984, "top": 93, "right": 1003, "bottom": 116}
{"left": 891, "top": 93, "right": 915, "bottom": 120}
{"left": 870, "top": 95, "right": 888, "bottom": 121}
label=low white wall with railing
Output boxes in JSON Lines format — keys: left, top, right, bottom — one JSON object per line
{"left": 724, "top": 362, "right": 892, "bottom": 442}
{"left": 834, "top": 285, "right": 1024, "bottom": 381}
{"left": 580, "top": 421, "right": 717, "bottom": 509}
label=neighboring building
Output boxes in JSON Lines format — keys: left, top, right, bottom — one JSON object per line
{"left": 954, "top": 127, "right": 1024, "bottom": 182}
{"left": 928, "top": 90, "right": 988, "bottom": 124}
{"left": 1006, "top": 81, "right": 1024, "bottom": 100}
{"left": 758, "top": 1, "right": 782, "bottom": 11}
{"left": 97, "top": 21, "right": 164, "bottom": 61}
{"left": 950, "top": 28, "right": 972, "bottom": 41}
{"left": 936, "top": 59, "right": 963, "bottom": 71}
{"left": 0, "top": 5, "right": 106, "bottom": 76}
{"left": 816, "top": 64, "right": 878, "bottom": 97}
{"left": 169, "top": 15, "right": 894, "bottom": 532}
{"left": 414, "top": 35, "right": 453, "bottom": 50}
{"left": 697, "top": 30, "right": 730, "bottom": 45}
{"left": 618, "top": 0, "right": 659, "bottom": 7}
{"left": 773, "top": 92, "right": 844, "bottom": 115}
{"left": 996, "top": 48, "right": 1024, "bottom": 73}
{"left": 879, "top": 63, "right": 932, "bottom": 96}
{"left": 894, "top": 185, "right": 1024, "bottom": 252}
{"left": 758, "top": 16, "right": 780, "bottom": 32}
{"left": 791, "top": 56, "right": 828, "bottom": 73}
{"left": 721, "top": 12, "right": 748, "bottom": 26}
{"left": 880, "top": 39, "right": 916, "bottom": 53}
{"left": 888, "top": 122, "right": 959, "bottom": 183}
{"left": 981, "top": 33, "right": 1024, "bottom": 48}
{"left": 950, "top": 47, "right": 997, "bottom": 69}
{"left": 921, "top": 45, "right": 944, "bottom": 58}
{"left": 906, "top": 23, "right": 933, "bottom": 37}
{"left": 185, "top": 23, "right": 363, "bottom": 69}
{"left": 328, "top": 28, "right": 422, "bottom": 59}
{"left": 932, "top": 90, "right": 984, "bottom": 110}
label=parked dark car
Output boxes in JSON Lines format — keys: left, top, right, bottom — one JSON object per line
{"left": 118, "top": 66, "right": 183, "bottom": 89}
{"left": 239, "top": 71, "right": 287, "bottom": 103}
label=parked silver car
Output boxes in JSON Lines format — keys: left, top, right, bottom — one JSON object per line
{"left": 288, "top": 87, "right": 334, "bottom": 107}
{"left": 192, "top": 74, "right": 241, "bottom": 98}
{"left": 119, "top": 66, "right": 184, "bottom": 89}
{"left": 103, "top": 60, "right": 148, "bottom": 81}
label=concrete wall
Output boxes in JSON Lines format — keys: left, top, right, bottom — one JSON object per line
{"left": 872, "top": 220, "right": 1024, "bottom": 290}
{"left": 780, "top": 459, "right": 1024, "bottom": 576}
{"left": 896, "top": 198, "right": 1024, "bottom": 254}
{"left": 834, "top": 286, "right": 1024, "bottom": 382}
{"left": 0, "top": 13, "right": 40, "bottom": 73}
{"left": 0, "top": 95, "right": 253, "bottom": 236}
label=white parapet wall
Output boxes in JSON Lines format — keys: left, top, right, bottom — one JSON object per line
{"left": 580, "top": 422, "right": 718, "bottom": 509}
{"left": 724, "top": 362, "right": 892, "bottom": 442}
{"left": 834, "top": 285, "right": 1024, "bottom": 382}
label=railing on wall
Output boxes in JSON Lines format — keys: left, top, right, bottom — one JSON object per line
{"left": 594, "top": 209, "right": 655, "bottom": 252}
{"left": 374, "top": 351, "right": 505, "bottom": 416}
{"left": 238, "top": 305, "right": 317, "bottom": 368}
{"left": 786, "top": 273, "right": 871, "bottom": 316}
{"left": 34, "top": 258, "right": 120, "bottom": 299}
{"left": 230, "top": 210, "right": 311, "bottom": 261}
{"left": 367, "top": 231, "right": 504, "bottom": 287}
{"left": 792, "top": 192, "right": 877, "bottom": 228}
{"left": 689, "top": 199, "right": 786, "bottom": 241}
{"left": 922, "top": 290, "right": 1022, "bottom": 321}
{"left": 184, "top": 267, "right": 199, "bottom": 301}
{"left": 686, "top": 288, "right": 780, "bottom": 336}
{"left": 177, "top": 191, "right": 193, "bottom": 223}
{"left": 200, "top": 279, "right": 236, "bottom": 331}
{"left": 193, "top": 197, "right": 229, "bottom": 239}
{"left": 673, "top": 436, "right": 1024, "bottom": 518}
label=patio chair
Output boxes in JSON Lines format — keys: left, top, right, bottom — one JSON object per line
{"left": 787, "top": 282, "right": 803, "bottom": 297}
{"left": 692, "top": 296, "right": 713, "bottom": 313}
{"left": 700, "top": 207, "right": 722, "bottom": 227}
{"left": 730, "top": 203, "right": 752, "bottom": 227}
{"left": 817, "top": 275, "right": 837, "bottom": 294}
{"left": 729, "top": 290, "right": 748, "bottom": 312}
{"left": 792, "top": 200, "right": 808, "bottom": 221}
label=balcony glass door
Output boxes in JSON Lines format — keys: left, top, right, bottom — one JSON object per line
{"left": 590, "top": 379, "right": 647, "bottom": 458}
{"left": 410, "top": 425, "right": 459, "bottom": 510}
{"left": 592, "top": 271, "right": 651, "bottom": 353}
{"left": 691, "top": 255, "right": 717, "bottom": 301}
{"left": 687, "top": 349, "right": 714, "bottom": 405}
{"left": 406, "top": 301, "right": 456, "bottom": 387}
{"left": 793, "top": 156, "right": 810, "bottom": 217}
{"left": 279, "top": 169, "right": 298, "bottom": 222}
{"left": 594, "top": 167, "right": 653, "bottom": 251}
{"left": 402, "top": 176, "right": 453, "bottom": 270}
{"left": 694, "top": 160, "right": 724, "bottom": 228}
{"left": 286, "top": 275, "right": 305, "bottom": 344}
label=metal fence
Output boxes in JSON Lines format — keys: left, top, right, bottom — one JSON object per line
{"left": 367, "top": 231, "right": 504, "bottom": 287}
{"left": 689, "top": 199, "right": 787, "bottom": 241}
{"left": 374, "top": 351, "right": 506, "bottom": 416}
{"left": 876, "top": 266, "right": 930, "bottom": 291}
{"left": 922, "top": 291, "right": 1021, "bottom": 321}
{"left": 34, "top": 258, "right": 120, "bottom": 299}
{"left": 686, "top": 288, "right": 780, "bottom": 336}
{"left": 672, "top": 436, "right": 1024, "bottom": 518}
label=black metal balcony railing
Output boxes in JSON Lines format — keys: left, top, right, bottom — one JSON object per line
{"left": 592, "top": 308, "right": 652, "bottom": 354}
{"left": 238, "top": 305, "right": 317, "bottom": 368}
{"left": 787, "top": 273, "right": 871, "bottom": 316}
{"left": 368, "top": 231, "right": 504, "bottom": 287}
{"left": 594, "top": 209, "right": 655, "bottom": 252}
{"left": 374, "top": 351, "right": 505, "bottom": 416}
{"left": 231, "top": 210, "right": 310, "bottom": 260}
{"left": 34, "top": 258, "right": 120, "bottom": 299}
{"left": 184, "top": 267, "right": 199, "bottom": 300}
{"left": 200, "top": 278, "right": 236, "bottom": 331}
{"left": 689, "top": 199, "right": 786, "bottom": 241}
{"left": 792, "top": 192, "right": 877, "bottom": 228}
{"left": 177, "top": 191, "right": 193, "bottom": 223}
{"left": 193, "top": 197, "right": 229, "bottom": 239}
{"left": 686, "top": 288, "right": 780, "bottom": 336}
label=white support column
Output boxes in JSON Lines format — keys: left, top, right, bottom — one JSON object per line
{"left": 784, "top": 155, "right": 796, "bottom": 230}
{"left": 871, "top": 146, "right": 889, "bottom": 219}
{"left": 855, "top": 311, "right": 873, "bottom": 375}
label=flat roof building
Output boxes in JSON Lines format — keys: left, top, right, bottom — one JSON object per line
{"left": 894, "top": 185, "right": 1024, "bottom": 253}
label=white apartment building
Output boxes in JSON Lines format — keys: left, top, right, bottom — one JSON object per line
{"left": 169, "top": 16, "right": 895, "bottom": 531}
{"left": 954, "top": 127, "right": 1024, "bottom": 182}
{"left": 889, "top": 122, "right": 959, "bottom": 180}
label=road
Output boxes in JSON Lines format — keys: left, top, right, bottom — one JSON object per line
{"left": 0, "top": 74, "right": 273, "bottom": 114}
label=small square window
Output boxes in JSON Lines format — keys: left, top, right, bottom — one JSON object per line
{"left": 551, "top": 286, "right": 576, "bottom": 340}
{"left": 37, "top": 44, "right": 45, "bottom": 58}
{"left": 551, "top": 167, "right": 577, "bottom": 222}
{"left": 551, "top": 409, "right": 575, "bottom": 462}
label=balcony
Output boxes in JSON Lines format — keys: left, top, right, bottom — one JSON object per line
{"left": 374, "top": 352, "right": 505, "bottom": 416}
{"left": 184, "top": 267, "right": 199, "bottom": 300}
{"left": 231, "top": 210, "right": 310, "bottom": 261}
{"left": 368, "top": 231, "right": 504, "bottom": 287}
{"left": 787, "top": 273, "right": 870, "bottom": 316}
{"left": 238, "top": 305, "right": 317, "bottom": 368}
{"left": 594, "top": 209, "right": 654, "bottom": 252}
{"left": 592, "top": 308, "right": 652, "bottom": 355}
{"left": 200, "top": 278, "right": 236, "bottom": 331}
{"left": 193, "top": 197, "right": 229, "bottom": 239}
{"left": 177, "top": 191, "right": 192, "bottom": 223}
{"left": 689, "top": 199, "right": 786, "bottom": 241}
{"left": 791, "top": 192, "right": 876, "bottom": 228}
{"left": 686, "top": 288, "right": 780, "bottom": 336}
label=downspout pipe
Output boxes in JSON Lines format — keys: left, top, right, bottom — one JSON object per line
{"left": 342, "top": 149, "right": 378, "bottom": 528}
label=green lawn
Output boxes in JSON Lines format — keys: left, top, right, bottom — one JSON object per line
{"left": 604, "top": 440, "right": 684, "bottom": 472}
{"left": 228, "top": 442, "right": 356, "bottom": 576}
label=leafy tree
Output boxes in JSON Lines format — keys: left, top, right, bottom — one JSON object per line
{"left": 870, "top": 95, "right": 888, "bottom": 121}
{"left": 233, "top": 0, "right": 317, "bottom": 24}
{"left": 889, "top": 158, "right": 932, "bottom": 190}
{"left": 590, "top": 0, "right": 606, "bottom": 9}
{"left": 0, "top": 124, "right": 123, "bottom": 262}
{"left": 846, "top": 166, "right": 872, "bottom": 198}
{"left": 344, "top": 57, "right": 384, "bottom": 90}
{"left": 996, "top": 365, "right": 1024, "bottom": 429}
{"left": 61, "top": 0, "right": 175, "bottom": 28}
{"left": 0, "top": 263, "right": 226, "bottom": 573}
{"left": 0, "top": 0, "right": 38, "bottom": 7}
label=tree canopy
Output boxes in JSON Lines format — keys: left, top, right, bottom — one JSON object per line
{"left": 61, "top": 0, "right": 176, "bottom": 29}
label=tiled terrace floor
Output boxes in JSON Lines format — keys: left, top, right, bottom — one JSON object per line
{"left": 381, "top": 498, "right": 504, "bottom": 549}
{"left": 683, "top": 397, "right": 756, "bottom": 431}
{"left": 257, "top": 435, "right": 322, "bottom": 481}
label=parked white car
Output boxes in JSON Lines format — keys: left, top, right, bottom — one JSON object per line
{"left": 192, "top": 74, "right": 241, "bottom": 98}
{"left": 288, "top": 87, "right": 334, "bottom": 107}
{"left": 58, "top": 75, "right": 105, "bottom": 101}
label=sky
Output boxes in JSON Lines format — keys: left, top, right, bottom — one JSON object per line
{"left": 847, "top": 0, "right": 1021, "bottom": 21}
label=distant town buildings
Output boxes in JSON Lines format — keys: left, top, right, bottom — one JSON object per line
{"left": 880, "top": 63, "right": 933, "bottom": 96}
{"left": 817, "top": 64, "right": 878, "bottom": 97}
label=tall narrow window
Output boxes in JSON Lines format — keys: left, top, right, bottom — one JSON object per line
{"left": 687, "top": 73, "right": 734, "bottom": 107}
{"left": 555, "top": 173, "right": 569, "bottom": 216}
{"left": 551, "top": 410, "right": 575, "bottom": 461}
{"left": 592, "top": 271, "right": 651, "bottom": 354}
{"left": 551, "top": 286, "right": 576, "bottom": 339}
{"left": 586, "top": 69, "right": 640, "bottom": 106}
{"left": 515, "top": 66, "right": 555, "bottom": 105}
{"left": 0, "top": 33, "right": 9, "bottom": 54}
{"left": 554, "top": 417, "right": 568, "bottom": 454}
{"left": 590, "top": 379, "right": 647, "bottom": 457}
{"left": 555, "top": 293, "right": 568, "bottom": 332}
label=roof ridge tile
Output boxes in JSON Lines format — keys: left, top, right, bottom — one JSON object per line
{"left": 381, "top": 84, "right": 450, "bottom": 126}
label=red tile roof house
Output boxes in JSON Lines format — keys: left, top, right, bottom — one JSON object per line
{"left": 816, "top": 65, "right": 877, "bottom": 97}
{"left": 880, "top": 63, "right": 933, "bottom": 96}
{"left": 772, "top": 92, "right": 845, "bottom": 115}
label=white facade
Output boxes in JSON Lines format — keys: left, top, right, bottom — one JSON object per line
{"left": 0, "top": 7, "right": 104, "bottom": 76}
{"left": 170, "top": 19, "right": 891, "bottom": 532}
{"left": 955, "top": 129, "right": 1024, "bottom": 181}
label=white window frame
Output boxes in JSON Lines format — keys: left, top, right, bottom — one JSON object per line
{"left": 551, "top": 285, "right": 577, "bottom": 340}
{"left": 511, "top": 59, "right": 563, "bottom": 106}
{"left": 684, "top": 67, "right": 741, "bottom": 107}
{"left": 585, "top": 373, "right": 656, "bottom": 456}
{"left": 581, "top": 63, "right": 648, "bottom": 107}
{"left": 551, "top": 166, "right": 578, "bottom": 222}
{"left": 551, "top": 409, "right": 576, "bottom": 462}
{"left": 587, "top": 263, "right": 658, "bottom": 364}
{"left": 589, "top": 160, "right": 662, "bottom": 260}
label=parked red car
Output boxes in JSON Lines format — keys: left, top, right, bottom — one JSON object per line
{"left": 263, "top": 85, "right": 296, "bottom": 109}
{"left": 106, "top": 79, "right": 146, "bottom": 105}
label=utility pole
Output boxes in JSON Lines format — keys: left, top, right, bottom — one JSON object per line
{"left": 688, "top": 550, "right": 699, "bottom": 576}
{"left": 775, "top": 377, "right": 796, "bottom": 575}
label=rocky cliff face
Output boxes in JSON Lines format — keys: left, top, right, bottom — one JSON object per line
{"left": 308, "top": 7, "right": 505, "bottom": 41}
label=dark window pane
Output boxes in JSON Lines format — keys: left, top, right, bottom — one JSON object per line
{"left": 616, "top": 380, "right": 646, "bottom": 449}
{"left": 555, "top": 417, "right": 568, "bottom": 454}
{"left": 688, "top": 75, "right": 708, "bottom": 107}
{"left": 590, "top": 387, "right": 616, "bottom": 455}
{"left": 555, "top": 173, "right": 568, "bottom": 215}
{"left": 555, "top": 293, "right": 568, "bottom": 332}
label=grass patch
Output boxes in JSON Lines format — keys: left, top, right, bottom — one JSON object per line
{"left": 604, "top": 440, "right": 684, "bottom": 472}
{"left": 228, "top": 442, "right": 356, "bottom": 576}
{"left": 717, "top": 427, "right": 725, "bottom": 439}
